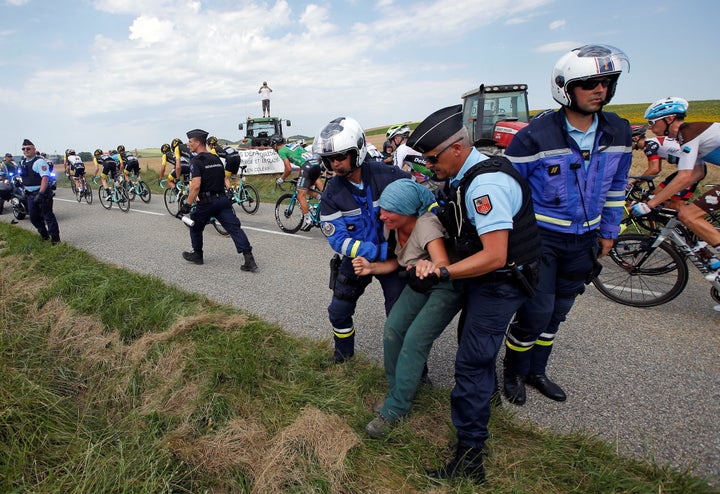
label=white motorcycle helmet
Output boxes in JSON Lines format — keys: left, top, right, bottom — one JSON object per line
{"left": 551, "top": 44, "right": 630, "bottom": 110}
{"left": 313, "top": 117, "right": 367, "bottom": 168}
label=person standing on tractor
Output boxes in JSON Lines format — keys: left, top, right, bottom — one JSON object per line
{"left": 502, "top": 44, "right": 632, "bottom": 406}
{"left": 258, "top": 81, "right": 273, "bottom": 117}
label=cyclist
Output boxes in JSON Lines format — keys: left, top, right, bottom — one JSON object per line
{"left": 387, "top": 124, "right": 420, "bottom": 170}
{"left": 170, "top": 138, "right": 192, "bottom": 189}
{"left": 66, "top": 149, "right": 85, "bottom": 193}
{"left": 222, "top": 145, "right": 242, "bottom": 189}
{"left": 117, "top": 145, "right": 141, "bottom": 181}
{"left": 632, "top": 123, "right": 705, "bottom": 211}
{"left": 158, "top": 143, "right": 172, "bottom": 183}
{"left": 93, "top": 149, "right": 118, "bottom": 199}
{"left": 313, "top": 116, "right": 410, "bottom": 363}
{"left": 270, "top": 134, "right": 304, "bottom": 185}
{"left": 296, "top": 153, "right": 325, "bottom": 231}
{"left": 632, "top": 96, "right": 720, "bottom": 284}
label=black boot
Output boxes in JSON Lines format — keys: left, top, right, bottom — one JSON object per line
{"left": 503, "top": 369, "right": 526, "bottom": 405}
{"left": 182, "top": 250, "right": 203, "bottom": 265}
{"left": 240, "top": 251, "right": 258, "bottom": 272}
{"left": 427, "top": 445, "right": 486, "bottom": 484}
{"left": 526, "top": 373, "right": 567, "bottom": 402}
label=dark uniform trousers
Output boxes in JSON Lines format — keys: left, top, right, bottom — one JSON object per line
{"left": 328, "top": 255, "right": 405, "bottom": 359}
{"left": 505, "top": 228, "right": 597, "bottom": 377}
{"left": 452, "top": 277, "right": 528, "bottom": 449}
{"left": 27, "top": 190, "right": 60, "bottom": 242}
{"left": 189, "top": 194, "right": 252, "bottom": 254}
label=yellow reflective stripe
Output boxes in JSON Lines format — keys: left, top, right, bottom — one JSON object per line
{"left": 584, "top": 215, "right": 601, "bottom": 227}
{"left": 535, "top": 339, "right": 554, "bottom": 347}
{"left": 604, "top": 200, "right": 625, "bottom": 208}
{"left": 535, "top": 213, "right": 572, "bottom": 226}
{"left": 333, "top": 327, "right": 355, "bottom": 338}
{"left": 505, "top": 341, "right": 533, "bottom": 352}
{"left": 349, "top": 240, "right": 361, "bottom": 258}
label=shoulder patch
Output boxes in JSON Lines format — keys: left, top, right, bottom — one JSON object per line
{"left": 41, "top": 165, "right": 48, "bottom": 171}
{"left": 322, "top": 222, "right": 335, "bottom": 236}
{"left": 473, "top": 195, "right": 492, "bottom": 215}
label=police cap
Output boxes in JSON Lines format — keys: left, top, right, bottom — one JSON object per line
{"left": 22, "top": 138, "right": 34, "bottom": 147}
{"left": 407, "top": 104, "right": 463, "bottom": 153}
{"left": 186, "top": 128, "right": 209, "bottom": 141}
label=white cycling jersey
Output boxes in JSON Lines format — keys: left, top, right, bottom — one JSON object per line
{"left": 392, "top": 143, "right": 420, "bottom": 170}
{"left": 667, "top": 122, "right": 720, "bottom": 169}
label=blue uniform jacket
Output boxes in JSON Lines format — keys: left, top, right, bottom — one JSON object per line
{"left": 505, "top": 108, "right": 632, "bottom": 239}
{"left": 320, "top": 161, "right": 409, "bottom": 261}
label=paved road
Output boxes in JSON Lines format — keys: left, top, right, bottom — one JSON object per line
{"left": 4, "top": 187, "right": 719, "bottom": 482}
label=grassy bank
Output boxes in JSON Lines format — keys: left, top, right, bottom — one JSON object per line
{"left": 0, "top": 224, "right": 716, "bottom": 493}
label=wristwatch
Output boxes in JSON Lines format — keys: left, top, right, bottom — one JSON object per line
{"left": 439, "top": 266, "right": 450, "bottom": 282}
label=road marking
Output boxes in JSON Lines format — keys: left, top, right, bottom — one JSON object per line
{"left": 55, "top": 197, "right": 165, "bottom": 215}
{"left": 243, "top": 226, "right": 313, "bottom": 239}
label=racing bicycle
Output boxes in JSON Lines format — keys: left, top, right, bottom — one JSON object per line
{"left": 592, "top": 207, "right": 720, "bottom": 308}
{"left": 75, "top": 174, "right": 93, "bottom": 204}
{"left": 122, "top": 172, "right": 152, "bottom": 203}
{"left": 95, "top": 174, "right": 130, "bottom": 212}
{"left": 227, "top": 165, "right": 259, "bottom": 214}
{"left": 162, "top": 179, "right": 229, "bottom": 237}
{"left": 274, "top": 177, "right": 327, "bottom": 235}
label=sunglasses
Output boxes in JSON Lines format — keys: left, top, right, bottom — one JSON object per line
{"left": 647, "top": 117, "right": 669, "bottom": 127}
{"left": 21, "top": 147, "right": 33, "bottom": 151}
{"left": 424, "top": 137, "right": 462, "bottom": 164}
{"left": 576, "top": 77, "right": 612, "bottom": 91}
{"left": 322, "top": 151, "right": 350, "bottom": 163}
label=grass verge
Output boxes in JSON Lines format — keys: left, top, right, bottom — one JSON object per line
{"left": 0, "top": 225, "right": 716, "bottom": 493}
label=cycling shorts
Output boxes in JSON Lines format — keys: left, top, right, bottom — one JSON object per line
{"left": 170, "top": 164, "right": 190, "bottom": 182}
{"left": 297, "top": 164, "right": 322, "bottom": 191}
{"left": 73, "top": 164, "right": 85, "bottom": 177}
{"left": 659, "top": 171, "right": 699, "bottom": 201}
{"left": 693, "top": 184, "right": 720, "bottom": 214}
{"left": 124, "top": 160, "right": 140, "bottom": 175}
{"left": 101, "top": 161, "right": 117, "bottom": 179}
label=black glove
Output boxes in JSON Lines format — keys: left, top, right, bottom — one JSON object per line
{"left": 404, "top": 266, "right": 440, "bottom": 294}
{"left": 179, "top": 202, "right": 191, "bottom": 215}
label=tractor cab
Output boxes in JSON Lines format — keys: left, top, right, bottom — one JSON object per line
{"left": 461, "top": 84, "right": 530, "bottom": 150}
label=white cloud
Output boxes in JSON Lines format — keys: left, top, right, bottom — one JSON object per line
{"left": 535, "top": 41, "right": 581, "bottom": 52}
{"left": 4, "top": 0, "right": 29, "bottom": 5}
{"left": 129, "top": 16, "right": 175, "bottom": 45}
{"left": 549, "top": 19, "right": 565, "bottom": 30}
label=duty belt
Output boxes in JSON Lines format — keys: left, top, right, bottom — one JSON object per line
{"left": 198, "top": 191, "right": 225, "bottom": 203}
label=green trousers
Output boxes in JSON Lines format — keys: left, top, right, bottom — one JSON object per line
{"left": 382, "top": 281, "right": 464, "bottom": 420}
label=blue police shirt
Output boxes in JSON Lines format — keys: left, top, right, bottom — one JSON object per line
{"left": 24, "top": 157, "right": 52, "bottom": 192}
{"left": 453, "top": 148, "right": 522, "bottom": 236}
{"left": 565, "top": 114, "right": 598, "bottom": 170}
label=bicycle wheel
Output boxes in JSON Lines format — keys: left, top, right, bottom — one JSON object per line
{"left": 211, "top": 218, "right": 230, "bottom": 237}
{"left": 117, "top": 188, "right": 130, "bottom": 212}
{"left": 84, "top": 182, "right": 93, "bottom": 205}
{"left": 99, "top": 186, "right": 112, "bottom": 210}
{"left": 69, "top": 177, "right": 77, "bottom": 196}
{"left": 126, "top": 181, "right": 136, "bottom": 201}
{"left": 275, "top": 193, "right": 303, "bottom": 233}
{"left": 137, "top": 180, "right": 151, "bottom": 203}
{"left": 164, "top": 188, "right": 178, "bottom": 216}
{"left": 592, "top": 233, "right": 689, "bottom": 307}
{"left": 239, "top": 183, "right": 260, "bottom": 214}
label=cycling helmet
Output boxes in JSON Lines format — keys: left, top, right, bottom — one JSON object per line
{"left": 313, "top": 116, "right": 367, "bottom": 168}
{"left": 631, "top": 125, "right": 646, "bottom": 138}
{"left": 67, "top": 149, "right": 76, "bottom": 155}
{"left": 386, "top": 124, "right": 411, "bottom": 140}
{"left": 643, "top": 97, "right": 689, "bottom": 119}
{"left": 161, "top": 143, "right": 171, "bottom": 153}
{"left": 207, "top": 135, "right": 218, "bottom": 146}
{"left": 269, "top": 134, "right": 285, "bottom": 146}
{"left": 117, "top": 144, "right": 125, "bottom": 153}
{"left": 171, "top": 137, "right": 182, "bottom": 149}
{"left": 94, "top": 148, "right": 103, "bottom": 157}
{"left": 551, "top": 44, "right": 630, "bottom": 109}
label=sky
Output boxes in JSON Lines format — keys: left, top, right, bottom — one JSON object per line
{"left": 1, "top": 0, "right": 718, "bottom": 156}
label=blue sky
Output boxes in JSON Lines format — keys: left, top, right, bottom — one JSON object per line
{"left": 1, "top": 0, "right": 718, "bottom": 155}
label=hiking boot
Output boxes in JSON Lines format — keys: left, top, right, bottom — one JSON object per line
{"left": 182, "top": 250, "right": 203, "bottom": 265}
{"left": 427, "top": 445, "right": 486, "bottom": 484}
{"left": 240, "top": 252, "right": 258, "bottom": 272}
{"left": 365, "top": 414, "right": 395, "bottom": 439}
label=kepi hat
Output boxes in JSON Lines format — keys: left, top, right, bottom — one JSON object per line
{"left": 407, "top": 105, "right": 463, "bottom": 153}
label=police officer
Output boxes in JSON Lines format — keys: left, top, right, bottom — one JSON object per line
{"left": 503, "top": 44, "right": 632, "bottom": 405}
{"left": 406, "top": 106, "right": 541, "bottom": 484}
{"left": 19, "top": 138, "right": 60, "bottom": 244}
{"left": 181, "top": 128, "right": 257, "bottom": 271}
{"left": 313, "top": 117, "right": 409, "bottom": 363}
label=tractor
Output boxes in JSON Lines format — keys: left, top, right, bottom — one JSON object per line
{"left": 461, "top": 83, "right": 530, "bottom": 155}
{"left": 238, "top": 116, "right": 291, "bottom": 148}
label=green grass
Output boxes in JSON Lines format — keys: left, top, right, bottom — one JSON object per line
{"left": 0, "top": 224, "right": 716, "bottom": 493}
